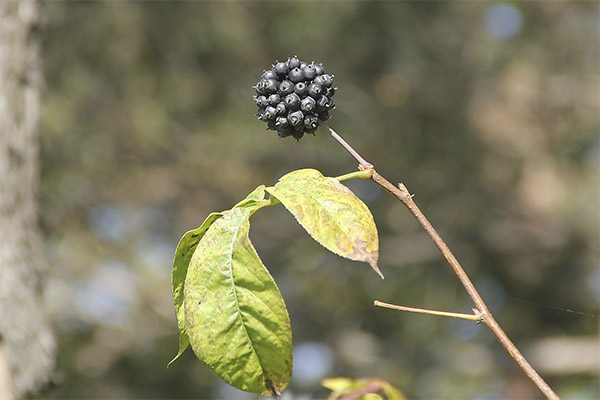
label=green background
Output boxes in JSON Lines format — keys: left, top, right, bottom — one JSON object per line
{"left": 41, "top": 1, "right": 598, "bottom": 399}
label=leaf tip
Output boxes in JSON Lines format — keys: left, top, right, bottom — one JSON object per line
{"left": 370, "top": 262, "right": 385, "bottom": 279}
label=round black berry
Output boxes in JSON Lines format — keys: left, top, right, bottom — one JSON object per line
{"left": 314, "top": 63, "right": 325, "bottom": 75}
{"left": 256, "top": 78, "right": 279, "bottom": 94}
{"left": 285, "top": 93, "right": 301, "bottom": 110}
{"left": 261, "top": 70, "right": 277, "bottom": 80}
{"left": 304, "top": 114, "right": 318, "bottom": 130}
{"left": 303, "top": 64, "right": 317, "bottom": 80}
{"left": 276, "top": 102, "right": 287, "bottom": 115}
{"left": 275, "top": 116, "right": 289, "bottom": 127}
{"left": 255, "top": 96, "right": 268, "bottom": 108}
{"left": 277, "top": 125, "right": 294, "bottom": 138}
{"left": 300, "top": 96, "right": 316, "bottom": 113}
{"left": 288, "top": 67, "right": 304, "bottom": 83}
{"left": 279, "top": 80, "right": 294, "bottom": 95}
{"left": 294, "top": 82, "right": 308, "bottom": 96}
{"left": 320, "top": 74, "right": 334, "bottom": 87}
{"left": 288, "top": 110, "right": 304, "bottom": 127}
{"left": 257, "top": 108, "right": 267, "bottom": 120}
{"left": 264, "top": 106, "right": 278, "bottom": 120}
{"left": 287, "top": 56, "right": 301, "bottom": 69}
{"left": 267, "top": 94, "right": 281, "bottom": 106}
{"left": 273, "top": 62, "right": 288, "bottom": 77}
{"left": 318, "top": 110, "right": 330, "bottom": 121}
{"left": 292, "top": 128, "right": 304, "bottom": 141}
{"left": 308, "top": 82, "right": 323, "bottom": 98}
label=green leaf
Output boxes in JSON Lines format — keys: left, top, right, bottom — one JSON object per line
{"left": 183, "top": 204, "right": 292, "bottom": 396}
{"left": 169, "top": 211, "right": 223, "bottom": 367}
{"left": 169, "top": 185, "right": 269, "bottom": 367}
{"left": 266, "top": 169, "right": 383, "bottom": 278}
{"left": 322, "top": 377, "right": 406, "bottom": 400}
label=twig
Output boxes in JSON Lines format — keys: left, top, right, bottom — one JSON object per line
{"left": 321, "top": 123, "right": 560, "bottom": 400}
{"left": 374, "top": 301, "right": 482, "bottom": 321}
{"left": 320, "top": 121, "right": 373, "bottom": 168}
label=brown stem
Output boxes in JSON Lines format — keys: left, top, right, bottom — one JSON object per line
{"left": 369, "top": 168, "right": 560, "bottom": 400}
{"left": 322, "top": 123, "right": 560, "bottom": 400}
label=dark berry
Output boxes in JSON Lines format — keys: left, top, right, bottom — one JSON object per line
{"left": 287, "top": 56, "right": 300, "bottom": 69}
{"left": 256, "top": 78, "right": 279, "bottom": 94}
{"left": 276, "top": 102, "right": 287, "bottom": 115}
{"left": 273, "top": 62, "right": 288, "bottom": 77}
{"left": 292, "top": 128, "right": 304, "bottom": 141}
{"left": 289, "top": 67, "right": 304, "bottom": 83}
{"left": 264, "top": 106, "right": 278, "bottom": 120}
{"left": 284, "top": 93, "right": 301, "bottom": 110}
{"left": 314, "top": 63, "right": 325, "bottom": 75}
{"left": 277, "top": 125, "right": 294, "bottom": 138}
{"left": 304, "top": 115, "right": 318, "bottom": 130}
{"left": 308, "top": 82, "right": 323, "bottom": 98}
{"left": 316, "top": 95, "right": 330, "bottom": 111}
{"left": 288, "top": 110, "right": 304, "bottom": 127}
{"left": 325, "top": 87, "right": 336, "bottom": 97}
{"left": 294, "top": 82, "right": 308, "bottom": 96}
{"left": 279, "top": 80, "right": 294, "bottom": 95}
{"left": 261, "top": 69, "right": 278, "bottom": 80}
{"left": 267, "top": 94, "right": 281, "bottom": 106}
{"left": 267, "top": 119, "right": 277, "bottom": 130}
{"left": 257, "top": 108, "right": 267, "bottom": 120}
{"left": 303, "top": 64, "right": 317, "bottom": 80}
{"left": 255, "top": 96, "right": 268, "bottom": 108}
{"left": 320, "top": 74, "right": 334, "bottom": 87}
{"left": 300, "top": 96, "right": 316, "bottom": 112}
{"left": 275, "top": 116, "right": 289, "bottom": 127}
{"left": 318, "top": 110, "right": 330, "bottom": 121}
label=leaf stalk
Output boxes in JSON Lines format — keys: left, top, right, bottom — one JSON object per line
{"left": 334, "top": 169, "right": 374, "bottom": 182}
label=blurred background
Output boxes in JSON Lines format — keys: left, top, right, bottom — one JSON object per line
{"left": 39, "top": 1, "right": 598, "bottom": 399}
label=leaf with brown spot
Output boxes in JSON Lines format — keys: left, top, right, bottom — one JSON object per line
{"left": 266, "top": 169, "right": 382, "bottom": 278}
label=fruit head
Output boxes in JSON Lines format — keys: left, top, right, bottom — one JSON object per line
{"left": 253, "top": 56, "right": 336, "bottom": 140}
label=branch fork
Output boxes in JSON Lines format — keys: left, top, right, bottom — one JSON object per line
{"left": 321, "top": 121, "right": 560, "bottom": 400}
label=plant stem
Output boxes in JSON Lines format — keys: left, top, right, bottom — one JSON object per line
{"left": 320, "top": 121, "right": 373, "bottom": 168}
{"left": 321, "top": 123, "right": 560, "bottom": 400}
{"left": 374, "top": 300, "right": 482, "bottom": 321}
{"left": 334, "top": 169, "right": 374, "bottom": 182}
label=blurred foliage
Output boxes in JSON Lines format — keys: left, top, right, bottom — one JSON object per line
{"left": 39, "top": 1, "right": 598, "bottom": 399}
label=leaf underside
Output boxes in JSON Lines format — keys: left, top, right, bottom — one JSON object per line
{"left": 183, "top": 193, "right": 292, "bottom": 395}
{"left": 169, "top": 211, "right": 223, "bottom": 367}
{"left": 266, "top": 168, "right": 382, "bottom": 278}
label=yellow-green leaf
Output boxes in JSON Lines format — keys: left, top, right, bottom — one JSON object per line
{"left": 169, "top": 185, "right": 269, "bottom": 367}
{"left": 266, "top": 169, "right": 382, "bottom": 278}
{"left": 184, "top": 205, "right": 292, "bottom": 396}
{"left": 322, "top": 377, "right": 405, "bottom": 400}
{"left": 169, "top": 211, "right": 223, "bottom": 367}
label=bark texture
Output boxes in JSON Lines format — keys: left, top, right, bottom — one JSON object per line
{"left": 0, "top": 1, "right": 55, "bottom": 398}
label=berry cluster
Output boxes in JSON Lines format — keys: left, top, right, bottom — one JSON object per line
{"left": 253, "top": 56, "right": 336, "bottom": 140}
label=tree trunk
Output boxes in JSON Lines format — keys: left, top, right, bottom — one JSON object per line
{"left": 0, "top": 1, "right": 55, "bottom": 398}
